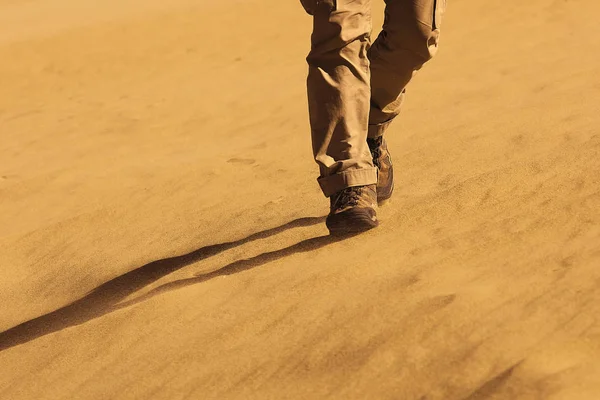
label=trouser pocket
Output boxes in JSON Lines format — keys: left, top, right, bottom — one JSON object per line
{"left": 300, "top": 0, "right": 336, "bottom": 15}
{"left": 433, "top": 0, "right": 446, "bottom": 30}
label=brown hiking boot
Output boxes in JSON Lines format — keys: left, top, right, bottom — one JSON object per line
{"left": 367, "top": 136, "right": 394, "bottom": 204}
{"left": 326, "top": 185, "right": 379, "bottom": 235}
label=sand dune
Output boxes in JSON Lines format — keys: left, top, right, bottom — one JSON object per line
{"left": 1, "top": 0, "right": 599, "bottom": 398}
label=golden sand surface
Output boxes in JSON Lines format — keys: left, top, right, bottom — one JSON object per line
{"left": 1, "top": 0, "right": 599, "bottom": 398}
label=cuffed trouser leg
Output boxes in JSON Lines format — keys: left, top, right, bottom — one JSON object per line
{"left": 367, "top": 0, "right": 446, "bottom": 138}
{"left": 305, "top": 0, "right": 378, "bottom": 197}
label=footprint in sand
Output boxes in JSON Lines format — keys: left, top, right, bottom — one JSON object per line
{"left": 227, "top": 158, "right": 256, "bottom": 165}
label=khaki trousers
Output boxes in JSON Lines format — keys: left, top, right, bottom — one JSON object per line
{"left": 301, "top": 0, "right": 446, "bottom": 196}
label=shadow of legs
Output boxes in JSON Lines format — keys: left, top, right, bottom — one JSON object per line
{"left": 0, "top": 216, "right": 338, "bottom": 352}
{"left": 117, "top": 232, "right": 358, "bottom": 309}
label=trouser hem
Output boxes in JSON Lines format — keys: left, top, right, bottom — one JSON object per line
{"left": 318, "top": 167, "right": 378, "bottom": 197}
{"left": 368, "top": 119, "right": 394, "bottom": 138}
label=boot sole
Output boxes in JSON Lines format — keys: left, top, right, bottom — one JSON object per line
{"left": 376, "top": 161, "right": 394, "bottom": 205}
{"left": 377, "top": 183, "right": 394, "bottom": 205}
{"left": 326, "top": 208, "right": 379, "bottom": 235}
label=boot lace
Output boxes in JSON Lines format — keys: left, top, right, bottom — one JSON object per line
{"left": 367, "top": 136, "right": 383, "bottom": 169}
{"left": 335, "top": 186, "right": 362, "bottom": 208}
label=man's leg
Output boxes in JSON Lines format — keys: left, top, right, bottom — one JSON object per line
{"left": 304, "top": 0, "right": 378, "bottom": 198}
{"left": 367, "top": 0, "right": 446, "bottom": 138}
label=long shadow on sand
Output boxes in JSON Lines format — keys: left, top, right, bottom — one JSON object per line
{"left": 0, "top": 216, "right": 354, "bottom": 352}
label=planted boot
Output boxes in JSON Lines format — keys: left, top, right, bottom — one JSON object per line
{"left": 326, "top": 184, "right": 378, "bottom": 235}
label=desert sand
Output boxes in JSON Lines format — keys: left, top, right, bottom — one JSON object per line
{"left": 1, "top": 0, "right": 599, "bottom": 398}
